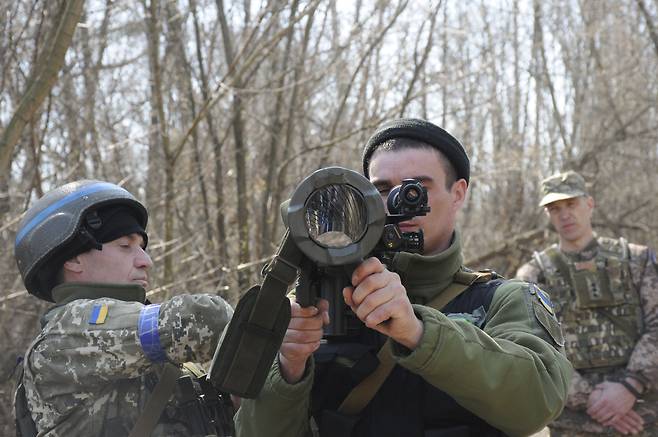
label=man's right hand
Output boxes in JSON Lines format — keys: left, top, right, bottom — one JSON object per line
{"left": 588, "top": 387, "right": 644, "bottom": 435}
{"left": 278, "top": 298, "right": 329, "bottom": 384}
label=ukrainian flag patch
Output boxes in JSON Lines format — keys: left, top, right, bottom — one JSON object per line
{"left": 535, "top": 286, "right": 555, "bottom": 315}
{"left": 89, "top": 303, "right": 109, "bottom": 325}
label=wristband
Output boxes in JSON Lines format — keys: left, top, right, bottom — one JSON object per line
{"left": 619, "top": 379, "right": 643, "bottom": 399}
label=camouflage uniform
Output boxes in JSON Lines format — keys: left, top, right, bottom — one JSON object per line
{"left": 516, "top": 171, "right": 658, "bottom": 436}
{"left": 22, "top": 282, "right": 233, "bottom": 436}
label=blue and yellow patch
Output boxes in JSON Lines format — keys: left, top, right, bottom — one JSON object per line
{"left": 528, "top": 284, "right": 564, "bottom": 347}
{"left": 534, "top": 286, "right": 555, "bottom": 315}
{"left": 89, "top": 303, "right": 108, "bottom": 325}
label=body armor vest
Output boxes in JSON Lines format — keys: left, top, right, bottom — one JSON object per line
{"left": 310, "top": 278, "right": 505, "bottom": 437}
{"left": 534, "top": 237, "right": 642, "bottom": 370}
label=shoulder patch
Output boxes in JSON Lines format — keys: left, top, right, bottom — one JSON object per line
{"left": 528, "top": 284, "right": 564, "bottom": 347}
{"left": 89, "top": 303, "right": 109, "bottom": 325}
{"left": 534, "top": 285, "right": 555, "bottom": 315}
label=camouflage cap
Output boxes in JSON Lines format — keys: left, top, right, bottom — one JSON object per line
{"left": 539, "top": 170, "right": 588, "bottom": 207}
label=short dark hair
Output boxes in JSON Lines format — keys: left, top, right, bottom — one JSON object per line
{"left": 371, "top": 138, "right": 458, "bottom": 190}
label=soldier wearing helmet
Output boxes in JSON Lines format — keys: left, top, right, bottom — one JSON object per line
{"left": 14, "top": 180, "right": 234, "bottom": 437}
{"left": 516, "top": 171, "right": 658, "bottom": 436}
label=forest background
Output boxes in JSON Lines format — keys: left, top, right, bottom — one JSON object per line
{"left": 1, "top": 0, "right": 657, "bottom": 432}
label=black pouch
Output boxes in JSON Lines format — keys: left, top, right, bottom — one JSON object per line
{"left": 208, "top": 285, "right": 291, "bottom": 398}
{"left": 319, "top": 409, "right": 360, "bottom": 437}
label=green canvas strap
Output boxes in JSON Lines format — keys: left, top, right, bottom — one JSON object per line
{"left": 209, "top": 230, "right": 305, "bottom": 397}
{"left": 337, "top": 268, "right": 490, "bottom": 416}
{"left": 338, "top": 340, "right": 396, "bottom": 415}
{"left": 128, "top": 363, "right": 181, "bottom": 437}
{"left": 427, "top": 269, "right": 491, "bottom": 310}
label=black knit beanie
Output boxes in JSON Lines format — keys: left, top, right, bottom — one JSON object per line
{"left": 362, "top": 118, "right": 470, "bottom": 184}
{"left": 57, "top": 204, "right": 149, "bottom": 263}
{"left": 86, "top": 205, "right": 149, "bottom": 248}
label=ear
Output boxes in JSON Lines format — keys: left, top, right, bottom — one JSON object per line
{"left": 586, "top": 196, "right": 595, "bottom": 210}
{"left": 451, "top": 179, "right": 468, "bottom": 210}
{"left": 63, "top": 256, "right": 84, "bottom": 274}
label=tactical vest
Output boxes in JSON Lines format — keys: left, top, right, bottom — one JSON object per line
{"left": 310, "top": 277, "right": 505, "bottom": 437}
{"left": 534, "top": 237, "right": 642, "bottom": 370}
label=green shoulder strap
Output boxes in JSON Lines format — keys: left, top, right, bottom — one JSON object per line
{"left": 128, "top": 363, "right": 181, "bottom": 437}
{"left": 337, "top": 268, "right": 492, "bottom": 416}
{"left": 209, "top": 229, "right": 303, "bottom": 398}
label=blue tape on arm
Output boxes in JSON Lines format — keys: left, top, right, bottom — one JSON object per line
{"left": 138, "top": 304, "right": 167, "bottom": 362}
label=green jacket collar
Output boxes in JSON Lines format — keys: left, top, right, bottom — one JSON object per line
{"left": 391, "top": 230, "right": 463, "bottom": 303}
{"left": 51, "top": 282, "right": 147, "bottom": 305}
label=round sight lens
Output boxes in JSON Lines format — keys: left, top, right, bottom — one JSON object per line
{"left": 402, "top": 185, "right": 421, "bottom": 204}
{"left": 304, "top": 184, "right": 368, "bottom": 248}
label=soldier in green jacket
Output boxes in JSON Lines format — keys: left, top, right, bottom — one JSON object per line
{"left": 235, "top": 118, "right": 572, "bottom": 437}
{"left": 516, "top": 171, "right": 658, "bottom": 436}
{"left": 13, "top": 180, "right": 234, "bottom": 436}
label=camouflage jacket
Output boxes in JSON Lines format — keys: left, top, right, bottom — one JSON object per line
{"left": 21, "top": 282, "right": 233, "bottom": 437}
{"left": 516, "top": 236, "right": 658, "bottom": 431}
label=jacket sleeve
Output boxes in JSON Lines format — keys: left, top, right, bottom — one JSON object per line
{"left": 25, "top": 294, "right": 233, "bottom": 386}
{"left": 391, "top": 280, "right": 572, "bottom": 437}
{"left": 626, "top": 246, "right": 658, "bottom": 393}
{"left": 516, "top": 258, "right": 596, "bottom": 410}
{"left": 234, "top": 358, "right": 314, "bottom": 437}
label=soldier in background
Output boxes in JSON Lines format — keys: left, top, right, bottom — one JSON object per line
{"left": 516, "top": 171, "right": 658, "bottom": 436}
{"left": 13, "top": 180, "right": 234, "bottom": 436}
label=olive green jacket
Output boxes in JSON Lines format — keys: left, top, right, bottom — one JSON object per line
{"left": 235, "top": 233, "right": 572, "bottom": 436}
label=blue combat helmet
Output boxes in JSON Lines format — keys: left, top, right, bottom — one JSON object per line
{"left": 14, "top": 180, "right": 148, "bottom": 302}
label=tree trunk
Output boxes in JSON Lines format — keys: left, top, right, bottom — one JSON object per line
{"left": 217, "top": 0, "right": 250, "bottom": 289}
{"left": 0, "top": 0, "right": 84, "bottom": 217}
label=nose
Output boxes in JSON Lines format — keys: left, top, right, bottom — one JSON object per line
{"left": 558, "top": 207, "right": 570, "bottom": 221}
{"left": 135, "top": 247, "right": 153, "bottom": 269}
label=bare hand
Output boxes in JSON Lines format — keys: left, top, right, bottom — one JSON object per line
{"left": 587, "top": 381, "right": 639, "bottom": 432}
{"left": 343, "top": 257, "right": 423, "bottom": 349}
{"left": 605, "top": 409, "right": 644, "bottom": 435}
{"left": 278, "top": 298, "right": 329, "bottom": 384}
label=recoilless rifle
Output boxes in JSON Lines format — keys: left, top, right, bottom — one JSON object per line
{"left": 209, "top": 167, "right": 429, "bottom": 398}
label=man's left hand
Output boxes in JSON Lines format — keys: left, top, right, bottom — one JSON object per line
{"left": 343, "top": 257, "right": 423, "bottom": 349}
{"left": 587, "top": 381, "right": 637, "bottom": 426}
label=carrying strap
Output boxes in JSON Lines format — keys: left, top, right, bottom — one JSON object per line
{"left": 209, "top": 229, "right": 304, "bottom": 397}
{"left": 337, "top": 340, "right": 396, "bottom": 415}
{"left": 337, "top": 268, "right": 492, "bottom": 416}
{"left": 14, "top": 364, "right": 38, "bottom": 437}
{"left": 128, "top": 363, "right": 181, "bottom": 437}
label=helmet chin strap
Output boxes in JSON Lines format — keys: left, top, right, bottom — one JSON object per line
{"left": 80, "top": 210, "right": 103, "bottom": 251}
{"left": 78, "top": 227, "right": 102, "bottom": 251}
